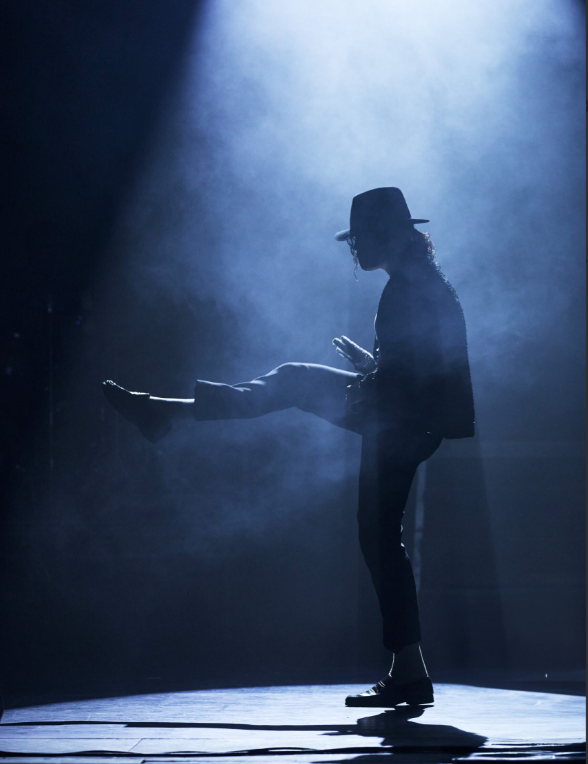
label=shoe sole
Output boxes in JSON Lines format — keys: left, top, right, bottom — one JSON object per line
{"left": 102, "top": 381, "right": 173, "bottom": 444}
{"left": 345, "top": 693, "right": 434, "bottom": 708}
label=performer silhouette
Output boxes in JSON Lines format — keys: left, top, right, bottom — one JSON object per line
{"left": 103, "top": 187, "right": 475, "bottom": 707}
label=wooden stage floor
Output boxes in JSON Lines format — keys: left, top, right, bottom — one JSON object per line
{"left": 0, "top": 683, "right": 585, "bottom": 762}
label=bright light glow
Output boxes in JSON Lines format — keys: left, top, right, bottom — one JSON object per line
{"left": 122, "top": 0, "right": 585, "bottom": 394}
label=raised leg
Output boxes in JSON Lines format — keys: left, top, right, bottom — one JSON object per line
{"left": 103, "top": 363, "right": 362, "bottom": 441}
{"left": 189, "top": 363, "right": 362, "bottom": 431}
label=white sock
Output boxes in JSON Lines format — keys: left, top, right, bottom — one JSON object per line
{"left": 390, "top": 643, "right": 428, "bottom": 684}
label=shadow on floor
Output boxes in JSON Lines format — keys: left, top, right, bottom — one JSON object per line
{"left": 3, "top": 706, "right": 487, "bottom": 752}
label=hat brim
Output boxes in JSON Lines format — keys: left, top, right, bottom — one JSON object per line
{"left": 334, "top": 219, "right": 430, "bottom": 242}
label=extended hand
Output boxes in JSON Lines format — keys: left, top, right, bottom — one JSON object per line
{"left": 332, "top": 336, "right": 376, "bottom": 374}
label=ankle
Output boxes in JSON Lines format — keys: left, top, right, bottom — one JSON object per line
{"left": 390, "top": 643, "right": 428, "bottom": 685}
{"left": 149, "top": 397, "right": 195, "bottom": 424}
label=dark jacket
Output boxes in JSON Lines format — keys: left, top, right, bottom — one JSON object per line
{"left": 360, "top": 262, "right": 475, "bottom": 439}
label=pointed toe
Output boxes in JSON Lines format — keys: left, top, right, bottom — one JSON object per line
{"left": 101, "top": 380, "right": 172, "bottom": 444}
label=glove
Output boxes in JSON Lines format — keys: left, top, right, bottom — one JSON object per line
{"left": 332, "top": 335, "right": 377, "bottom": 374}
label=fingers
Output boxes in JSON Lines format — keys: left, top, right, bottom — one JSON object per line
{"left": 335, "top": 347, "right": 353, "bottom": 362}
{"left": 340, "top": 336, "right": 359, "bottom": 350}
{"left": 333, "top": 336, "right": 355, "bottom": 351}
{"left": 332, "top": 338, "right": 354, "bottom": 364}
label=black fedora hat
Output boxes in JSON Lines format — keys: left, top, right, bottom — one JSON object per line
{"left": 334, "top": 187, "right": 429, "bottom": 241}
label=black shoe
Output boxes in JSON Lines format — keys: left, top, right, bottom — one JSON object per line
{"left": 345, "top": 676, "right": 434, "bottom": 708}
{"left": 102, "top": 380, "right": 173, "bottom": 444}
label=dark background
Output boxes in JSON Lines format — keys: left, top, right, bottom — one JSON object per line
{"left": 1, "top": 0, "right": 585, "bottom": 706}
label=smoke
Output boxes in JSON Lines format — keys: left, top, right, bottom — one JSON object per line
{"left": 83, "top": 0, "right": 585, "bottom": 554}
{"left": 2, "top": 0, "right": 583, "bottom": 693}
{"left": 119, "top": 0, "right": 584, "bottom": 371}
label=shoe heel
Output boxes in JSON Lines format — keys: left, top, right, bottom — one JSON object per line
{"left": 406, "top": 678, "right": 434, "bottom": 706}
{"left": 140, "top": 421, "right": 173, "bottom": 444}
{"left": 408, "top": 697, "right": 434, "bottom": 706}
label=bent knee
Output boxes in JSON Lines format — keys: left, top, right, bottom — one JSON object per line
{"left": 273, "top": 363, "right": 314, "bottom": 405}
{"left": 277, "top": 362, "right": 308, "bottom": 373}
{"left": 275, "top": 362, "right": 312, "bottom": 382}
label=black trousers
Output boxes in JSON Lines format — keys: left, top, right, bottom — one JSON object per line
{"left": 358, "top": 428, "right": 442, "bottom": 652}
{"left": 193, "top": 363, "right": 442, "bottom": 653}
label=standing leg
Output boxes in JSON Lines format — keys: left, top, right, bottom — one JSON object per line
{"left": 357, "top": 433, "right": 424, "bottom": 655}
{"left": 346, "top": 429, "right": 442, "bottom": 707}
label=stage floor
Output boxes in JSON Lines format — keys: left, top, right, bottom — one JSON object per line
{"left": 0, "top": 683, "right": 585, "bottom": 762}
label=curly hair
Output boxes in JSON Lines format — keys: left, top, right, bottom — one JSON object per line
{"left": 346, "top": 235, "right": 360, "bottom": 278}
{"left": 346, "top": 227, "right": 437, "bottom": 279}
{"left": 411, "top": 229, "right": 437, "bottom": 264}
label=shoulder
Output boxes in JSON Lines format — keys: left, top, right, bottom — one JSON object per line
{"left": 425, "top": 264, "right": 464, "bottom": 312}
{"left": 378, "top": 276, "right": 404, "bottom": 309}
